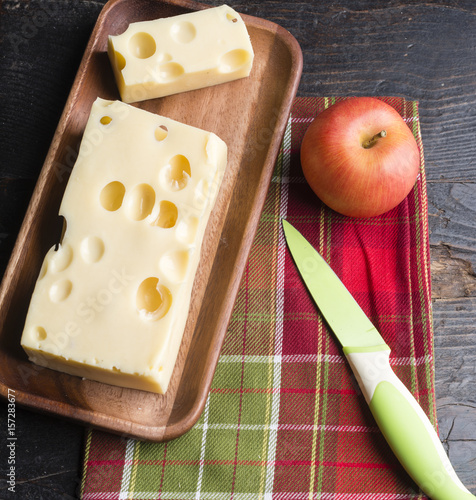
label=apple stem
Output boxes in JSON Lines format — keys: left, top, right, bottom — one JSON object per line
{"left": 363, "top": 130, "right": 387, "bottom": 149}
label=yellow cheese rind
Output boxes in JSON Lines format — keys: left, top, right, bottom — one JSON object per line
{"left": 108, "top": 5, "right": 254, "bottom": 103}
{"left": 20, "top": 98, "right": 227, "bottom": 394}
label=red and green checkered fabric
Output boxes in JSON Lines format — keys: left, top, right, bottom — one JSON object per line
{"left": 80, "top": 97, "right": 435, "bottom": 499}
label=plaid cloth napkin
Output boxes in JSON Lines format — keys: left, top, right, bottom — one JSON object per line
{"left": 80, "top": 97, "right": 435, "bottom": 499}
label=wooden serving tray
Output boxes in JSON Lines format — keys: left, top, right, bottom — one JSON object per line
{"left": 0, "top": 0, "right": 302, "bottom": 441}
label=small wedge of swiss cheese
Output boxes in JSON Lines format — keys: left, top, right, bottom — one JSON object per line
{"left": 108, "top": 5, "right": 254, "bottom": 103}
{"left": 20, "top": 98, "right": 227, "bottom": 394}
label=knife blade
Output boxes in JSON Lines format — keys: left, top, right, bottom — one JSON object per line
{"left": 282, "top": 219, "right": 475, "bottom": 500}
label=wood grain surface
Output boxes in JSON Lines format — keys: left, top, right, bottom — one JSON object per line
{"left": 1, "top": 0, "right": 475, "bottom": 498}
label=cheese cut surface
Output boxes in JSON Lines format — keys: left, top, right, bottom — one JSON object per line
{"left": 20, "top": 98, "right": 227, "bottom": 394}
{"left": 108, "top": 5, "right": 254, "bottom": 103}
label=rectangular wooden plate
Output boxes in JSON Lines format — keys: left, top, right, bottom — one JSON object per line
{"left": 0, "top": 0, "right": 302, "bottom": 441}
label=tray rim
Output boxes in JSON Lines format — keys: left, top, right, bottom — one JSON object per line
{"left": 0, "top": 0, "right": 303, "bottom": 441}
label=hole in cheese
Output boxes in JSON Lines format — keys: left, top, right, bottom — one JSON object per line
{"left": 114, "top": 51, "right": 126, "bottom": 71}
{"left": 155, "top": 125, "right": 168, "bottom": 142}
{"left": 218, "top": 48, "right": 252, "bottom": 73}
{"left": 158, "top": 62, "right": 185, "bottom": 82}
{"left": 194, "top": 178, "right": 210, "bottom": 208}
{"left": 80, "top": 236, "right": 105, "bottom": 263}
{"left": 157, "top": 52, "right": 172, "bottom": 63}
{"left": 33, "top": 326, "right": 47, "bottom": 342}
{"left": 159, "top": 249, "right": 190, "bottom": 283}
{"left": 136, "top": 277, "right": 172, "bottom": 321}
{"left": 38, "top": 260, "right": 48, "bottom": 280}
{"left": 160, "top": 154, "right": 191, "bottom": 191}
{"left": 153, "top": 200, "right": 178, "bottom": 228}
{"left": 50, "top": 243, "right": 73, "bottom": 273}
{"left": 129, "top": 32, "right": 157, "bottom": 59}
{"left": 100, "top": 116, "right": 112, "bottom": 125}
{"left": 176, "top": 216, "right": 199, "bottom": 244}
{"left": 126, "top": 183, "right": 156, "bottom": 221}
{"left": 100, "top": 181, "right": 126, "bottom": 212}
{"left": 205, "top": 133, "right": 221, "bottom": 165}
{"left": 170, "top": 21, "right": 197, "bottom": 43}
{"left": 49, "top": 279, "right": 73, "bottom": 303}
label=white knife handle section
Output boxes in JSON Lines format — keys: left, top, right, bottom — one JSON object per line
{"left": 344, "top": 346, "right": 475, "bottom": 500}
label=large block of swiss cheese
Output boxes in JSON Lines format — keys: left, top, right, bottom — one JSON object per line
{"left": 20, "top": 98, "right": 227, "bottom": 394}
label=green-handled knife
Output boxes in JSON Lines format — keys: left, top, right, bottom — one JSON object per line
{"left": 281, "top": 219, "right": 475, "bottom": 500}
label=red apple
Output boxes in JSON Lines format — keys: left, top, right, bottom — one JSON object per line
{"left": 300, "top": 97, "right": 420, "bottom": 218}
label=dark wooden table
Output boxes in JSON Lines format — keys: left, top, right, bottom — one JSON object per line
{"left": 1, "top": 0, "right": 475, "bottom": 498}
